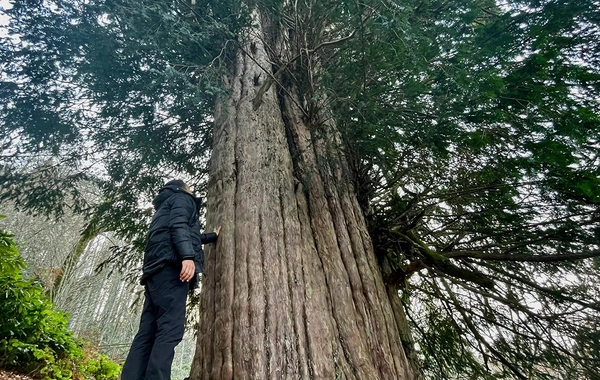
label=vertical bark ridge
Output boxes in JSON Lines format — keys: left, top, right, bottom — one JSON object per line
{"left": 260, "top": 129, "right": 291, "bottom": 378}
{"left": 212, "top": 100, "right": 237, "bottom": 379}
{"left": 281, "top": 95, "right": 340, "bottom": 380}
{"left": 324, "top": 136, "right": 403, "bottom": 378}
{"left": 386, "top": 284, "right": 424, "bottom": 380}
{"left": 307, "top": 133, "right": 380, "bottom": 380}
{"left": 279, "top": 183, "right": 310, "bottom": 378}
{"left": 345, "top": 177, "right": 410, "bottom": 379}
{"left": 293, "top": 182, "right": 338, "bottom": 379}
{"left": 259, "top": 212, "right": 271, "bottom": 377}
{"left": 236, "top": 38, "right": 267, "bottom": 379}
{"left": 318, "top": 166, "right": 374, "bottom": 378}
{"left": 332, "top": 132, "right": 413, "bottom": 379}
{"left": 195, "top": 96, "right": 221, "bottom": 378}
{"left": 281, "top": 96, "right": 371, "bottom": 379}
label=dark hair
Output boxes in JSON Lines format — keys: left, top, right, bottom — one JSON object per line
{"left": 165, "top": 179, "right": 187, "bottom": 188}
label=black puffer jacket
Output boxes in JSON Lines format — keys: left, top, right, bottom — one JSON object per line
{"left": 141, "top": 184, "right": 218, "bottom": 285}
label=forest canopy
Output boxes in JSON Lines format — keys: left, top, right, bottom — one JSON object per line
{"left": 1, "top": 0, "right": 599, "bottom": 379}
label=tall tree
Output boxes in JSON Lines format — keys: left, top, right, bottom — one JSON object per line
{"left": 1, "top": 0, "right": 599, "bottom": 378}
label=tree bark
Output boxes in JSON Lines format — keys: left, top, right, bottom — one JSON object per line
{"left": 190, "top": 11, "right": 415, "bottom": 380}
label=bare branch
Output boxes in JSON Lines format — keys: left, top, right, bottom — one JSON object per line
{"left": 437, "top": 277, "right": 529, "bottom": 380}
{"left": 445, "top": 249, "right": 600, "bottom": 262}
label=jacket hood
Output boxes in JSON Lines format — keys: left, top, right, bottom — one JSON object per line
{"left": 152, "top": 184, "right": 202, "bottom": 210}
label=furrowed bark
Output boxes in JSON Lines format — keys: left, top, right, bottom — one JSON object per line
{"left": 190, "top": 10, "right": 416, "bottom": 380}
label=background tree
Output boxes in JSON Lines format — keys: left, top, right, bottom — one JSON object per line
{"left": 1, "top": 0, "right": 599, "bottom": 378}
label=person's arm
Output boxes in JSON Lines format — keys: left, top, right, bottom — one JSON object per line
{"left": 200, "top": 225, "right": 221, "bottom": 244}
{"left": 169, "top": 195, "right": 196, "bottom": 281}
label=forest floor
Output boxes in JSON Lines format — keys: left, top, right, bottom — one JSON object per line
{"left": 0, "top": 369, "right": 35, "bottom": 380}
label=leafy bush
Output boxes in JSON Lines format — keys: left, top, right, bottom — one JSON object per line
{"left": 0, "top": 219, "right": 120, "bottom": 379}
{"left": 80, "top": 353, "right": 121, "bottom": 380}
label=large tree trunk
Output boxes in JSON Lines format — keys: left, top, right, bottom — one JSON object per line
{"left": 190, "top": 11, "right": 416, "bottom": 380}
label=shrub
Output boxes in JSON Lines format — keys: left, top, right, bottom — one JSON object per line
{"left": 0, "top": 220, "right": 120, "bottom": 379}
{"left": 81, "top": 353, "right": 122, "bottom": 380}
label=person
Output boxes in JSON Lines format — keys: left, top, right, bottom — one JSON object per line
{"left": 121, "top": 179, "right": 220, "bottom": 380}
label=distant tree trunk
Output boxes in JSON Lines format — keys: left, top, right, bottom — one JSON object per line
{"left": 190, "top": 11, "right": 417, "bottom": 380}
{"left": 51, "top": 224, "right": 101, "bottom": 301}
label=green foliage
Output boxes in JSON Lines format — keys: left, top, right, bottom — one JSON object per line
{"left": 0, "top": 223, "right": 120, "bottom": 380}
{"left": 0, "top": 0, "right": 251, "bottom": 249}
{"left": 80, "top": 353, "right": 122, "bottom": 380}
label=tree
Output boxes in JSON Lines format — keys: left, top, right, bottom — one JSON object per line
{"left": 1, "top": 0, "right": 599, "bottom": 379}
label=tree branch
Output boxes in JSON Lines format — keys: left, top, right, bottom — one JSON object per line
{"left": 437, "top": 277, "right": 529, "bottom": 380}
{"left": 251, "top": 30, "right": 356, "bottom": 110}
{"left": 481, "top": 263, "right": 600, "bottom": 312}
{"left": 444, "top": 249, "right": 600, "bottom": 262}
{"left": 396, "top": 230, "right": 495, "bottom": 289}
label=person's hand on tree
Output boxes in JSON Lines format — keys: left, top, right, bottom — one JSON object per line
{"left": 215, "top": 226, "right": 222, "bottom": 236}
{"left": 180, "top": 260, "right": 195, "bottom": 282}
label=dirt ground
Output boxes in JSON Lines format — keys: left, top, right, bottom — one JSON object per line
{"left": 0, "top": 369, "right": 35, "bottom": 380}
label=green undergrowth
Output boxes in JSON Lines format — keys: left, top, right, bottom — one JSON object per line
{"left": 0, "top": 218, "right": 120, "bottom": 379}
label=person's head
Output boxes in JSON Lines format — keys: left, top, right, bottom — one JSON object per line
{"left": 164, "top": 179, "right": 190, "bottom": 193}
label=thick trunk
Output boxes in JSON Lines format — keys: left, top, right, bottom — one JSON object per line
{"left": 190, "top": 13, "right": 415, "bottom": 380}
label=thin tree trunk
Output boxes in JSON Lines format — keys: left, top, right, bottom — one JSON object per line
{"left": 52, "top": 224, "right": 101, "bottom": 301}
{"left": 190, "top": 11, "right": 416, "bottom": 380}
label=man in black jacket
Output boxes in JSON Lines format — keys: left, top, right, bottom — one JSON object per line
{"left": 121, "top": 180, "right": 219, "bottom": 380}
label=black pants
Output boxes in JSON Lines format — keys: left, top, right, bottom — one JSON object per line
{"left": 121, "top": 265, "right": 189, "bottom": 380}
